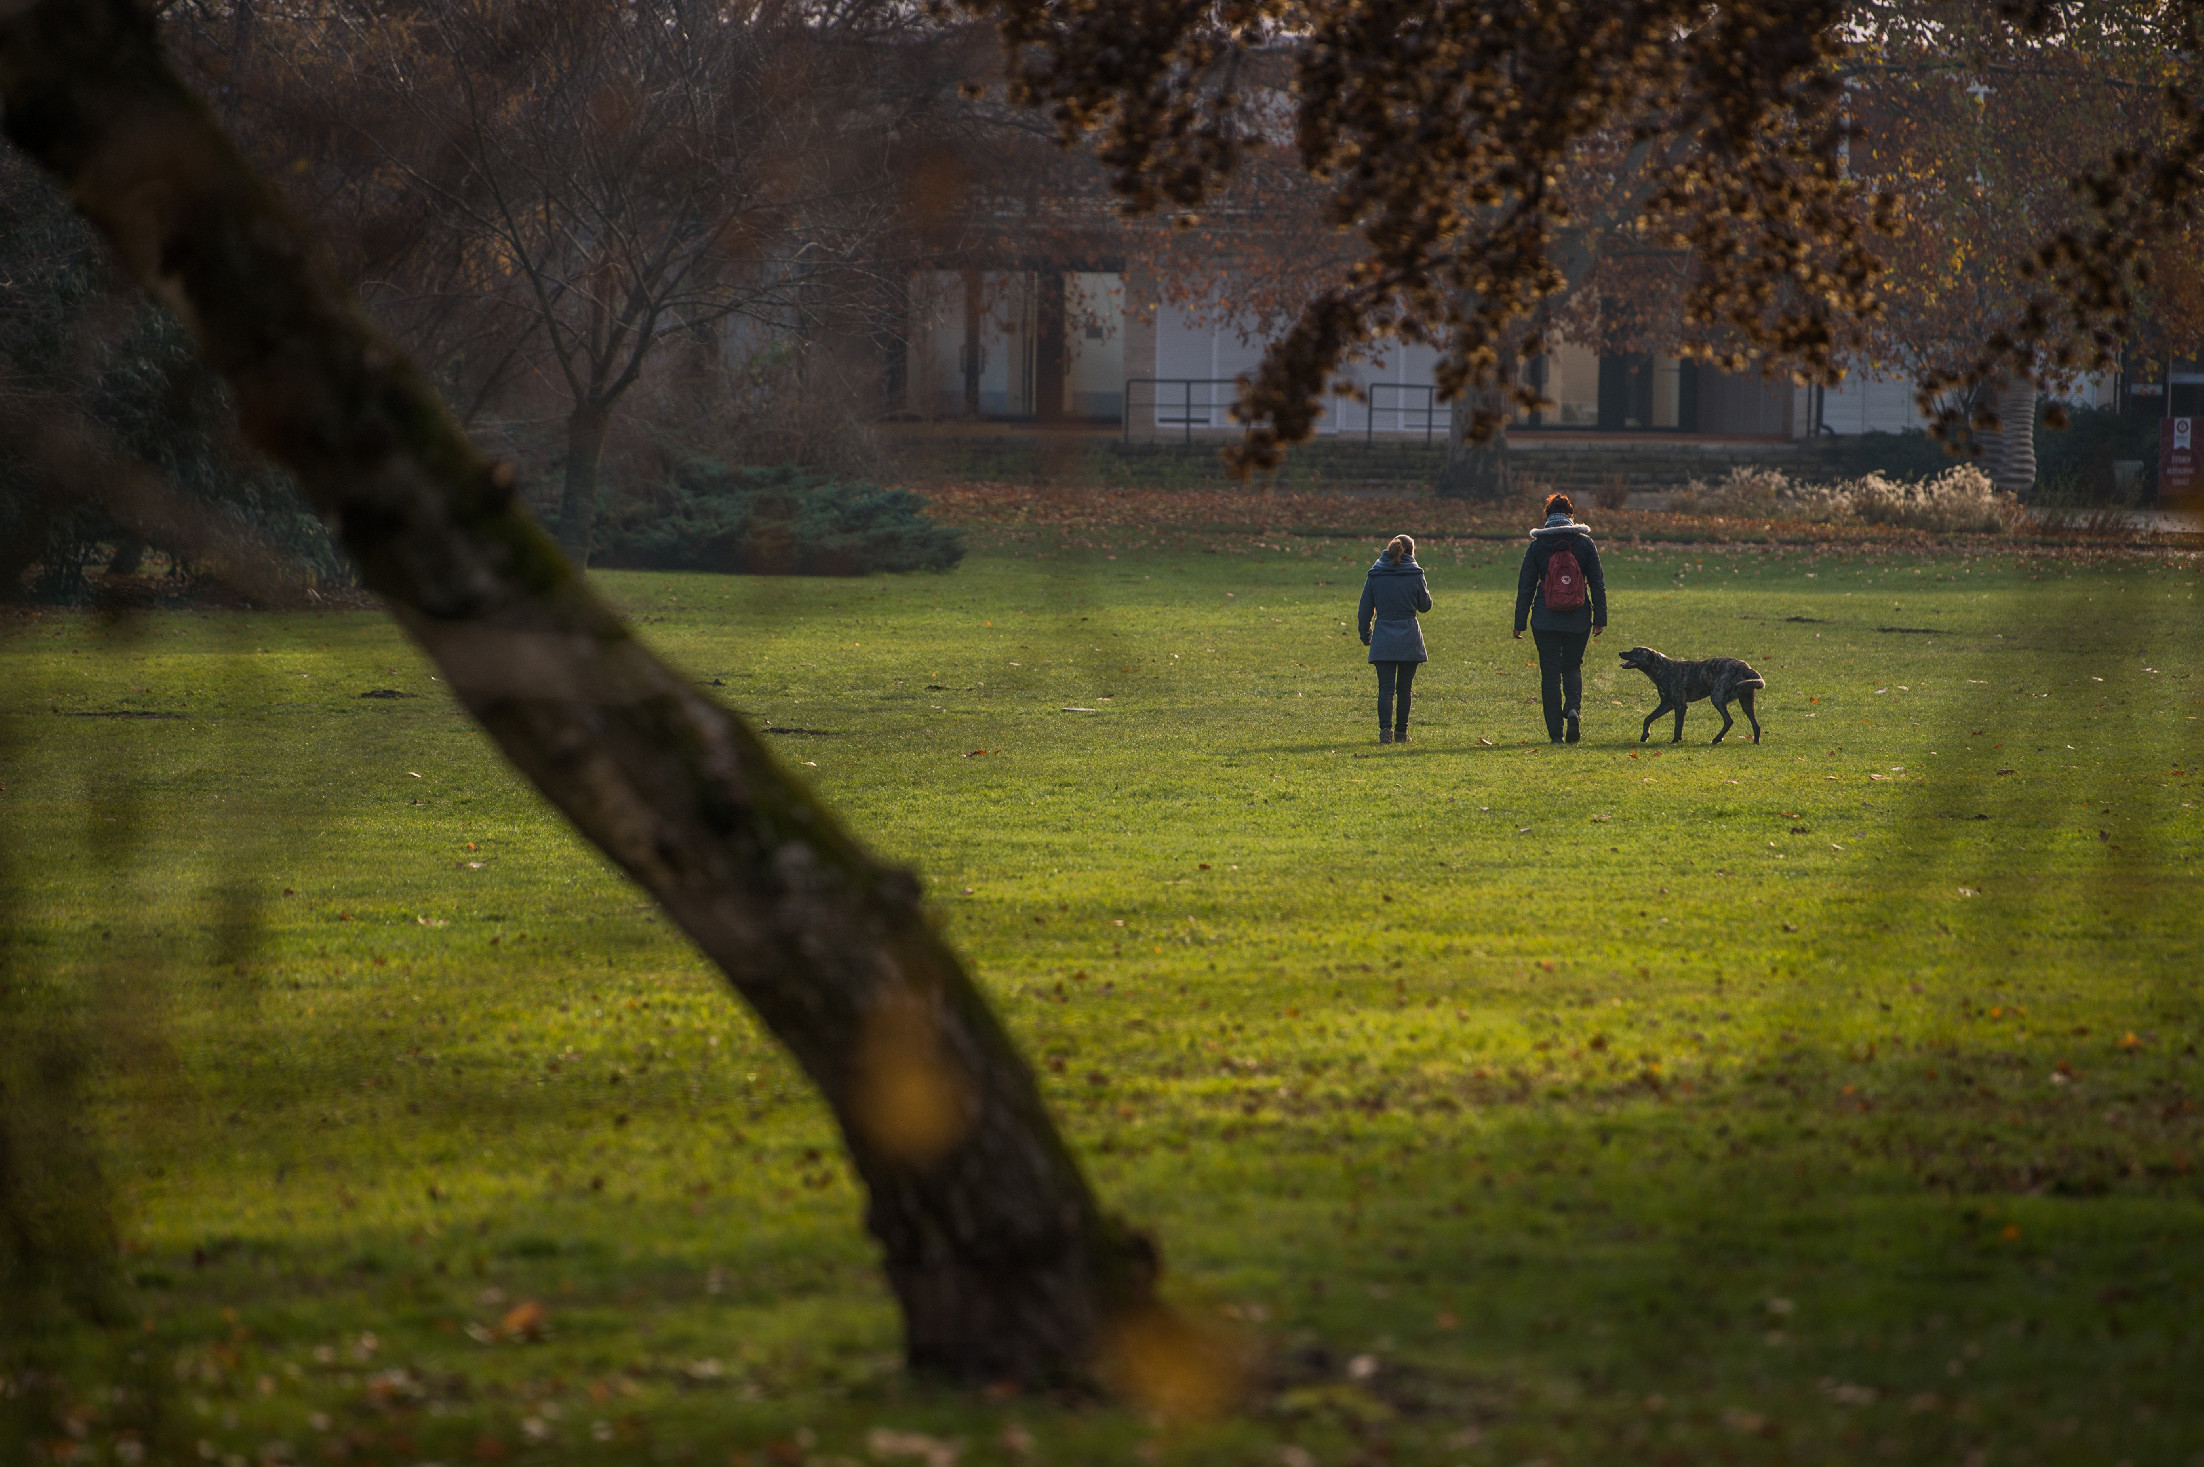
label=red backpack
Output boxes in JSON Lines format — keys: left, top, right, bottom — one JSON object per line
{"left": 1542, "top": 544, "right": 1588, "bottom": 611}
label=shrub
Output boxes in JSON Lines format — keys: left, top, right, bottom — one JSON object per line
{"left": 1848, "top": 465, "right": 2008, "bottom": 533}
{"left": 1672, "top": 463, "right": 2011, "bottom": 533}
{"left": 595, "top": 462, "right": 964, "bottom": 576}
{"left": 1669, "top": 466, "right": 1850, "bottom": 521}
{"left": 2033, "top": 405, "right": 2159, "bottom": 505}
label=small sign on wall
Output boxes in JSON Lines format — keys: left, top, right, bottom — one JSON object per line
{"left": 2161, "top": 417, "right": 2198, "bottom": 501}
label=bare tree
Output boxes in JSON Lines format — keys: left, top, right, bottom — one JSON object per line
{"left": 302, "top": 0, "right": 911, "bottom": 563}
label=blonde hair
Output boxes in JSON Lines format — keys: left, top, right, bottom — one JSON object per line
{"left": 1382, "top": 534, "right": 1415, "bottom": 564}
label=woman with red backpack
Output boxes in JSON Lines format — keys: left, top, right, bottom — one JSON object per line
{"left": 1513, "top": 493, "right": 1607, "bottom": 744}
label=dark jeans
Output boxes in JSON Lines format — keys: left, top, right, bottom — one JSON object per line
{"left": 1532, "top": 629, "right": 1589, "bottom": 740}
{"left": 1375, "top": 660, "right": 1419, "bottom": 734}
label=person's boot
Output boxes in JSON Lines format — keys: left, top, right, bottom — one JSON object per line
{"left": 1565, "top": 714, "right": 1581, "bottom": 744}
{"left": 1378, "top": 728, "right": 1393, "bottom": 745}
{"left": 1395, "top": 728, "right": 1410, "bottom": 744}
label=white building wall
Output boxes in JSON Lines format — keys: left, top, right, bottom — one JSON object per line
{"left": 1815, "top": 369, "right": 2116, "bottom": 436}
{"left": 1147, "top": 302, "right": 1454, "bottom": 435}
{"left": 1137, "top": 306, "right": 2137, "bottom": 439}
{"left": 1817, "top": 371, "right": 1928, "bottom": 435}
{"left": 1064, "top": 272, "right": 1126, "bottom": 419}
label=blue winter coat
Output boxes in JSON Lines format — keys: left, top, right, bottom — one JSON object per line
{"left": 1514, "top": 518, "right": 1607, "bottom": 634}
{"left": 1358, "top": 555, "right": 1432, "bottom": 663}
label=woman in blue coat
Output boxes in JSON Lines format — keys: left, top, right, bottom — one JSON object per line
{"left": 1358, "top": 534, "right": 1432, "bottom": 744}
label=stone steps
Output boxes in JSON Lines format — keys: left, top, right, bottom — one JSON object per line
{"left": 890, "top": 432, "right": 1897, "bottom": 492}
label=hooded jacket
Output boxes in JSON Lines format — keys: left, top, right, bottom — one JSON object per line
{"left": 1514, "top": 515, "right": 1607, "bottom": 634}
{"left": 1358, "top": 554, "right": 1433, "bottom": 663}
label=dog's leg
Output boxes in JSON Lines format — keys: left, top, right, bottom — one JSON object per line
{"left": 1641, "top": 702, "right": 1669, "bottom": 743}
{"left": 1671, "top": 701, "right": 1687, "bottom": 743}
{"left": 1711, "top": 695, "right": 1733, "bottom": 745}
{"left": 1740, "top": 686, "right": 1761, "bottom": 743}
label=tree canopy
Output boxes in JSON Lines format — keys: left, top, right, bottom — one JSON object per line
{"left": 964, "top": 0, "right": 2204, "bottom": 463}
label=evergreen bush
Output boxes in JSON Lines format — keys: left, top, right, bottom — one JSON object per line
{"left": 594, "top": 462, "right": 964, "bottom": 576}
{"left": 0, "top": 161, "right": 346, "bottom": 603}
{"left": 2032, "top": 405, "right": 2159, "bottom": 504}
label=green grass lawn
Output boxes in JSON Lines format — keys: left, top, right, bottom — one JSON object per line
{"left": 3, "top": 533, "right": 2201, "bottom": 1467}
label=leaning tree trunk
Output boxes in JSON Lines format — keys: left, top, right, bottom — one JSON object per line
{"left": 1976, "top": 377, "right": 2038, "bottom": 499}
{"left": 1435, "top": 383, "right": 1513, "bottom": 500}
{"left": 557, "top": 399, "right": 613, "bottom": 567}
{"left": 0, "top": 0, "right": 1163, "bottom": 1383}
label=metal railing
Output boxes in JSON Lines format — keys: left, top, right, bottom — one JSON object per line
{"left": 1365, "top": 383, "right": 1445, "bottom": 445}
{"left": 1123, "top": 378, "right": 1237, "bottom": 443}
{"left": 1123, "top": 377, "right": 1449, "bottom": 444}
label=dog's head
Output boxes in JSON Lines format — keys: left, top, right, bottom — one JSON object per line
{"left": 1619, "top": 646, "right": 1661, "bottom": 675}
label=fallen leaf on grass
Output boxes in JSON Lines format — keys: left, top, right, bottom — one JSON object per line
{"left": 500, "top": 1300, "right": 547, "bottom": 1341}
{"left": 1720, "top": 1407, "right": 1772, "bottom": 1436}
{"left": 868, "top": 1427, "right": 965, "bottom": 1462}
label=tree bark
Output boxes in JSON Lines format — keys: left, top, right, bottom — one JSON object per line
{"left": 0, "top": 0, "right": 1161, "bottom": 1383}
{"left": 0, "top": 490, "right": 55, "bottom": 600}
{"left": 105, "top": 533, "right": 145, "bottom": 576}
{"left": 1977, "top": 378, "right": 2038, "bottom": 498}
{"left": 557, "top": 399, "right": 613, "bottom": 567}
{"left": 1436, "top": 384, "right": 1513, "bottom": 500}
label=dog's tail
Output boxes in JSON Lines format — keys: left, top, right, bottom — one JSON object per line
{"left": 1740, "top": 672, "right": 1766, "bottom": 688}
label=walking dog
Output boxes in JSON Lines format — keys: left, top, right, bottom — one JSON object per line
{"left": 1618, "top": 646, "right": 1766, "bottom": 744}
